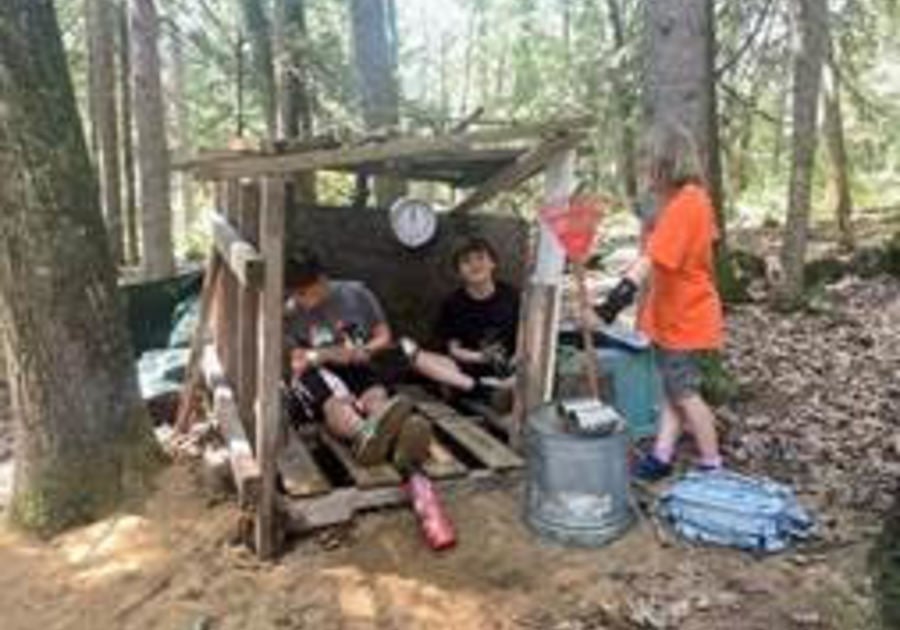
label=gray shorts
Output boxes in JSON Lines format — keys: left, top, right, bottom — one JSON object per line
{"left": 654, "top": 347, "right": 702, "bottom": 401}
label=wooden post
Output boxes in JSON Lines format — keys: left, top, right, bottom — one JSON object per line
{"left": 514, "top": 149, "right": 575, "bottom": 440}
{"left": 222, "top": 180, "right": 240, "bottom": 386}
{"left": 255, "top": 176, "right": 285, "bottom": 559}
{"left": 237, "top": 181, "right": 260, "bottom": 434}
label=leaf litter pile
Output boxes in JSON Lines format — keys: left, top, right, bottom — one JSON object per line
{"left": 720, "top": 275, "right": 900, "bottom": 517}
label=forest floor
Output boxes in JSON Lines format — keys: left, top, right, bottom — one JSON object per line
{"left": 0, "top": 222, "right": 897, "bottom": 630}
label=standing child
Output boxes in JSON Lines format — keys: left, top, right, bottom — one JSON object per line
{"left": 594, "top": 121, "right": 724, "bottom": 481}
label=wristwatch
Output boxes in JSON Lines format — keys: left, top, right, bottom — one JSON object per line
{"left": 307, "top": 349, "right": 320, "bottom": 367}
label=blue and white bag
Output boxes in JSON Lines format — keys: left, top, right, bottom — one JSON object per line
{"left": 657, "top": 470, "right": 815, "bottom": 553}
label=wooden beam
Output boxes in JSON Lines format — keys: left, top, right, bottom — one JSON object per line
{"left": 174, "top": 253, "right": 222, "bottom": 433}
{"left": 255, "top": 177, "right": 285, "bottom": 560}
{"left": 280, "top": 487, "right": 408, "bottom": 533}
{"left": 201, "top": 345, "right": 262, "bottom": 509}
{"left": 450, "top": 133, "right": 584, "bottom": 214}
{"left": 221, "top": 181, "right": 241, "bottom": 388}
{"left": 236, "top": 182, "right": 260, "bottom": 429}
{"left": 319, "top": 432, "right": 403, "bottom": 488}
{"left": 416, "top": 403, "right": 523, "bottom": 471}
{"left": 278, "top": 425, "right": 331, "bottom": 498}
{"left": 188, "top": 116, "right": 594, "bottom": 180}
{"left": 211, "top": 211, "right": 265, "bottom": 289}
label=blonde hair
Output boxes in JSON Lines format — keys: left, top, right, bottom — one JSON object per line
{"left": 640, "top": 120, "right": 705, "bottom": 193}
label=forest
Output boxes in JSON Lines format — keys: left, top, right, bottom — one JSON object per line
{"left": 0, "top": 0, "right": 899, "bottom": 629}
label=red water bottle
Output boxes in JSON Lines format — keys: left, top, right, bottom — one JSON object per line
{"left": 407, "top": 472, "right": 456, "bottom": 550}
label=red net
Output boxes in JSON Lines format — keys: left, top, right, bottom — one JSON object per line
{"left": 539, "top": 195, "right": 606, "bottom": 263}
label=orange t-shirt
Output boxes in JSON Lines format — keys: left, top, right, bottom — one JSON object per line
{"left": 637, "top": 184, "right": 724, "bottom": 351}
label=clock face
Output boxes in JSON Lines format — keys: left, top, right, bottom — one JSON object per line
{"left": 389, "top": 198, "right": 438, "bottom": 249}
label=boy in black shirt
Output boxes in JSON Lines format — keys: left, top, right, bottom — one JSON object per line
{"left": 435, "top": 237, "right": 520, "bottom": 401}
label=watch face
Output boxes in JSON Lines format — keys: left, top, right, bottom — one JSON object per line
{"left": 389, "top": 198, "right": 438, "bottom": 248}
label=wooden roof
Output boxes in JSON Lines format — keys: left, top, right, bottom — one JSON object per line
{"left": 177, "top": 117, "right": 593, "bottom": 188}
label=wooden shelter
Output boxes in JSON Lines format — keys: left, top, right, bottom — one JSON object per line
{"left": 176, "top": 118, "right": 591, "bottom": 558}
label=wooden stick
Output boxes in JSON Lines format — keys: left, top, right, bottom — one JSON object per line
{"left": 573, "top": 261, "right": 601, "bottom": 400}
{"left": 174, "top": 253, "right": 222, "bottom": 434}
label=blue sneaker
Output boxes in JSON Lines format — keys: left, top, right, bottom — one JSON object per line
{"left": 632, "top": 453, "right": 674, "bottom": 482}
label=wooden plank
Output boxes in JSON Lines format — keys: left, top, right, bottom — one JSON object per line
{"left": 456, "top": 398, "right": 517, "bottom": 438}
{"left": 174, "top": 253, "right": 222, "bottom": 433}
{"left": 236, "top": 182, "right": 260, "bottom": 429}
{"left": 222, "top": 181, "right": 241, "bottom": 389}
{"left": 211, "top": 211, "right": 265, "bottom": 289}
{"left": 255, "top": 177, "right": 285, "bottom": 559}
{"left": 450, "top": 133, "right": 584, "bottom": 214}
{"left": 190, "top": 116, "right": 594, "bottom": 179}
{"left": 278, "top": 425, "right": 331, "bottom": 498}
{"left": 201, "top": 345, "right": 262, "bottom": 509}
{"left": 280, "top": 487, "right": 408, "bottom": 533}
{"left": 423, "top": 441, "right": 467, "bottom": 480}
{"left": 418, "top": 404, "right": 523, "bottom": 471}
{"left": 319, "top": 432, "right": 403, "bottom": 489}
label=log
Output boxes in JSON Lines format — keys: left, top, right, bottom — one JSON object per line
{"left": 201, "top": 345, "right": 261, "bottom": 509}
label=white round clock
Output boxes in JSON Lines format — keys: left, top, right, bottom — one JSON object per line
{"left": 389, "top": 197, "right": 438, "bottom": 249}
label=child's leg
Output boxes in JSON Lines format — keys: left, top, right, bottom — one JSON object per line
{"left": 673, "top": 393, "right": 721, "bottom": 467}
{"left": 652, "top": 399, "right": 682, "bottom": 464}
{"left": 409, "top": 348, "right": 477, "bottom": 391}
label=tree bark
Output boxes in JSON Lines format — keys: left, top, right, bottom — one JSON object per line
{"left": 239, "top": 0, "right": 277, "bottom": 140}
{"left": 777, "top": 0, "right": 828, "bottom": 306}
{"left": 0, "top": 0, "right": 161, "bottom": 536}
{"left": 644, "top": 0, "right": 737, "bottom": 297}
{"left": 120, "top": 1, "right": 139, "bottom": 265}
{"left": 87, "top": 0, "right": 124, "bottom": 265}
{"left": 350, "top": 0, "right": 406, "bottom": 207}
{"left": 644, "top": 0, "right": 725, "bottom": 231}
{"left": 131, "top": 0, "right": 174, "bottom": 279}
{"left": 823, "top": 31, "right": 853, "bottom": 249}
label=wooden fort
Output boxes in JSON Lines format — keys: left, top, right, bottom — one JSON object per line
{"left": 175, "top": 118, "right": 590, "bottom": 558}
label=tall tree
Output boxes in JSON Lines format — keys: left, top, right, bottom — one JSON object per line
{"left": 274, "top": 0, "right": 316, "bottom": 201}
{"left": 132, "top": 0, "right": 174, "bottom": 279}
{"left": 239, "top": 0, "right": 277, "bottom": 139}
{"left": 644, "top": 0, "right": 725, "bottom": 230}
{"left": 120, "top": 0, "right": 139, "bottom": 264}
{"left": 0, "top": 0, "right": 160, "bottom": 535}
{"left": 822, "top": 24, "right": 853, "bottom": 249}
{"left": 350, "top": 0, "right": 406, "bottom": 206}
{"left": 87, "top": 0, "right": 124, "bottom": 264}
{"left": 777, "top": 0, "right": 828, "bottom": 306}
{"left": 169, "top": 17, "right": 195, "bottom": 237}
{"left": 605, "top": 0, "right": 638, "bottom": 200}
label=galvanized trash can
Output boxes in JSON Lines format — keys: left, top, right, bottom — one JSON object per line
{"left": 524, "top": 401, "right": 633, "bottom": 547}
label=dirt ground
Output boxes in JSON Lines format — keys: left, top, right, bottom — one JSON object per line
{"left": 0, "top": 462, "right": 880, "bottom": 630}
{"left": 0, "top": 269, "right": 896, "bottom": 630}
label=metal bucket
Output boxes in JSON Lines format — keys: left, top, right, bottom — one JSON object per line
{"left": 524, "top": 402, "right": 633, "bottom": 547}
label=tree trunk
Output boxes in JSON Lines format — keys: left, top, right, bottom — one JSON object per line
{"left": 120, "top": 1, "right": 139, "bottom": 265}
{"left": 169, "top": 18, "right": 195, "bottom": 238}
{"left": 87, "top": 0, "right": 124, "bottom": 265}
{"left": 777, "top": 0, "right": 827, "bottom": 307}
{"left": 274, "top": 0, "right": 316, "bottom": 203}
{"left": 350, "top": 0, "right": 406, "bottom": 207}
{"left": 823, "top": 32, "right": 853, "bottom": 249}
{"left": 0, "top": 0, "right": 161, "bottom": 536}
{"left": 605, "top": 0, "right": 638, "bottom": 200}
{"left": 239, "top": 0, "right": 277, "bottom": 140}
{"left": 131, "top": 0, "right": 173, "bottom": 280}
{"left": 644, "top": 0, "right": 737, "bottom": 297}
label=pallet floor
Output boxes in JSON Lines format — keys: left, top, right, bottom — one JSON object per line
{"left": 277, "top": 393, "right": 523, "bottom": 533}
